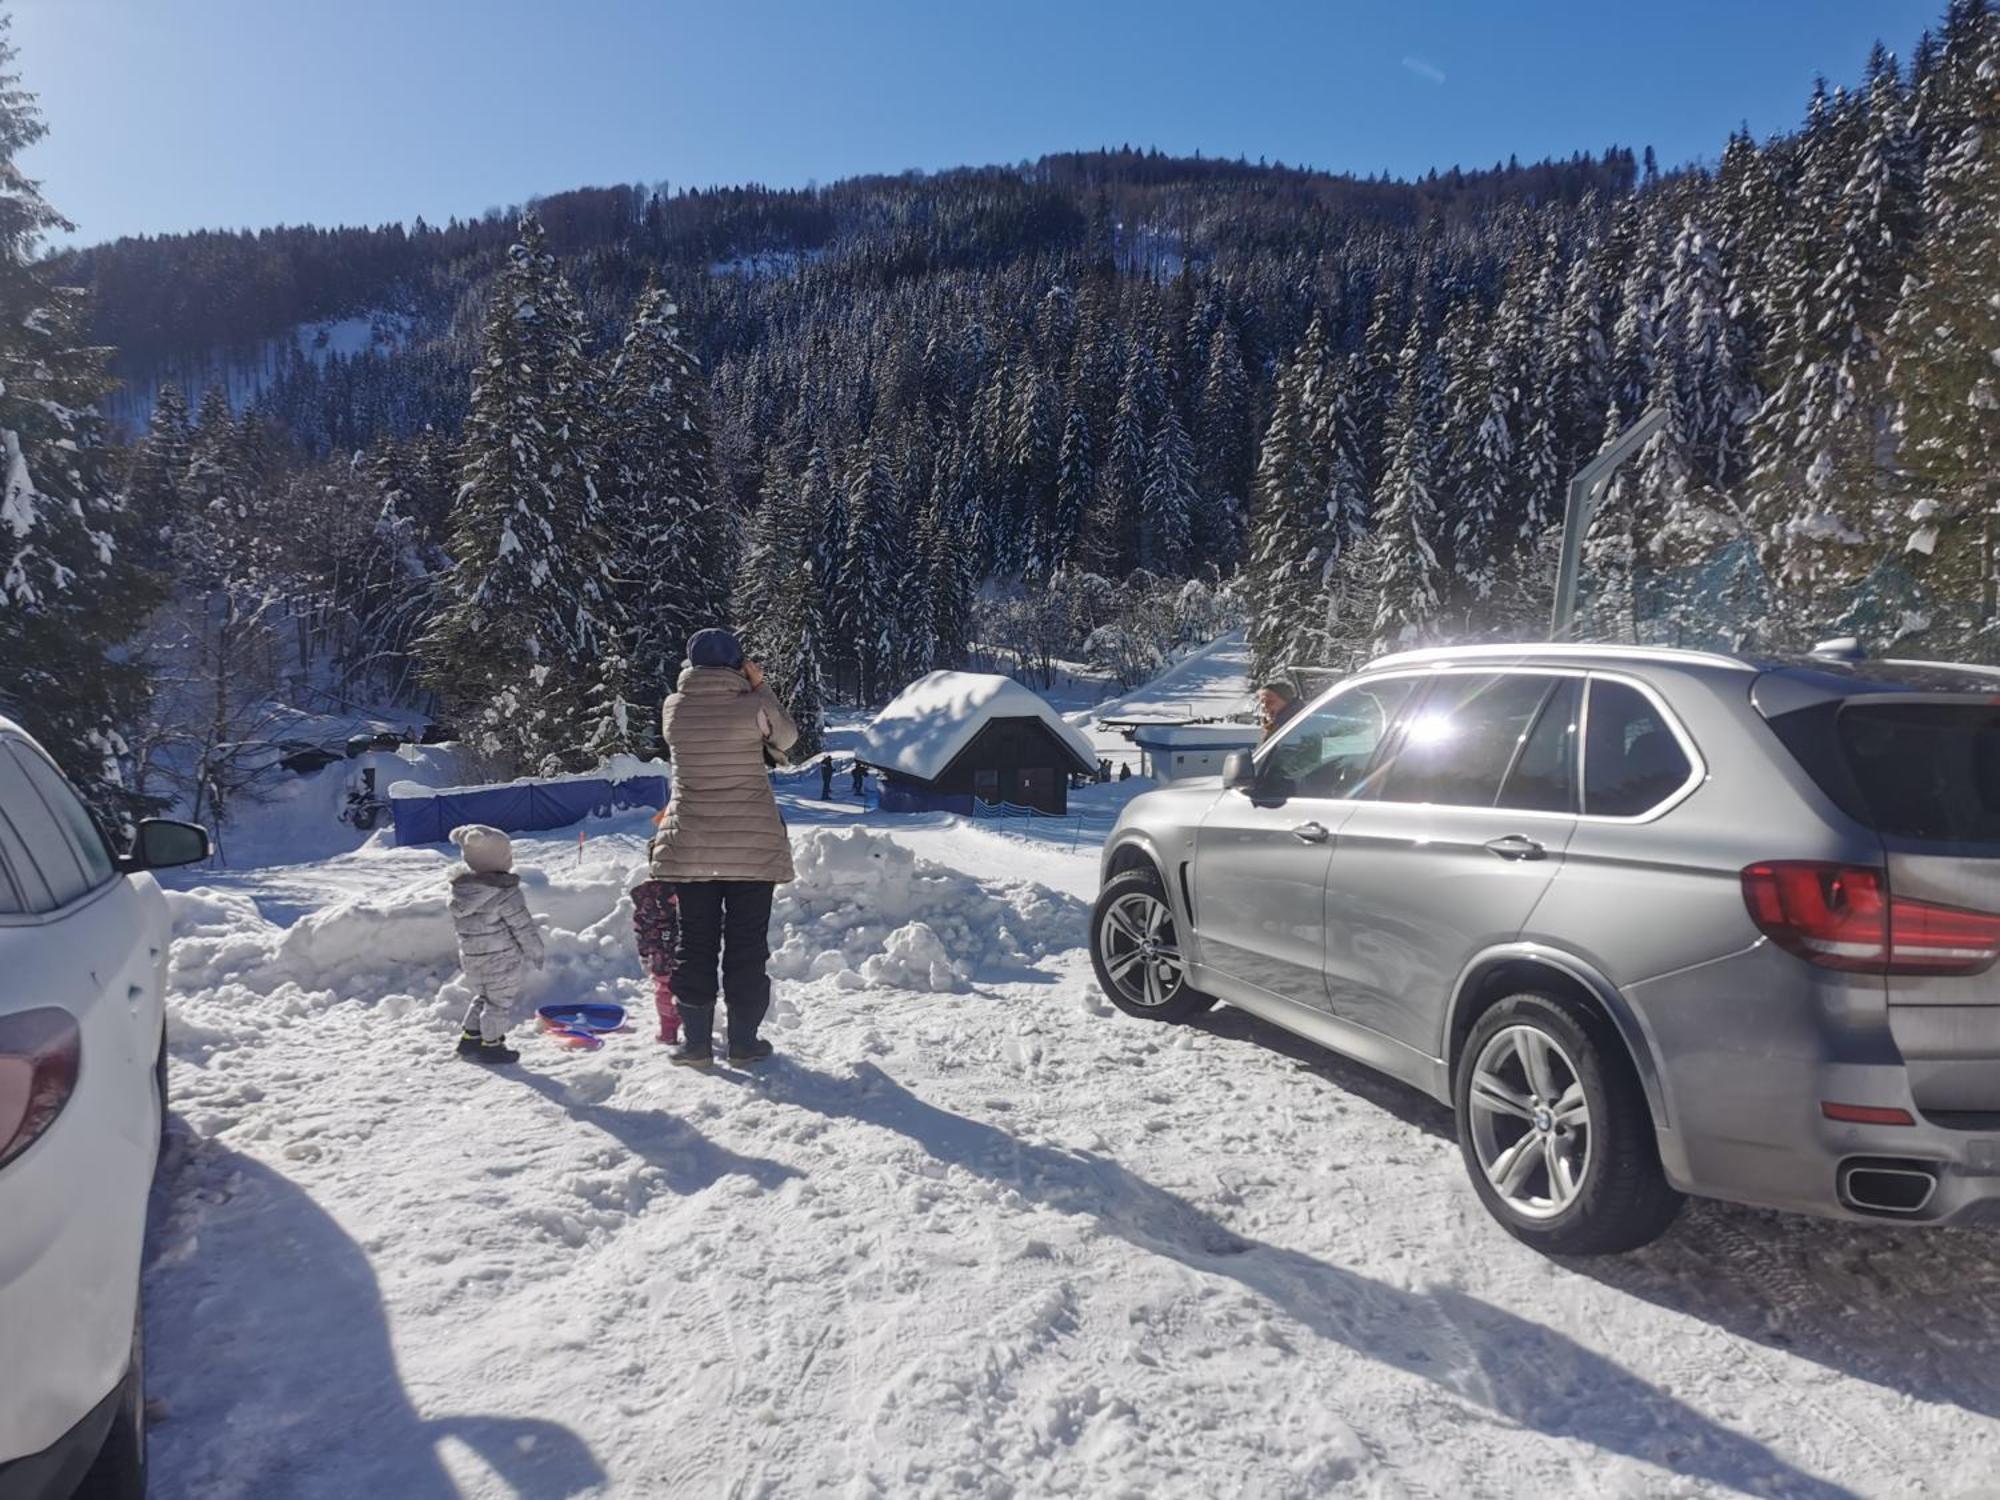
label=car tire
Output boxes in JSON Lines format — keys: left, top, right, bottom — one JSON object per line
{"left": 1453, "top": 991, "right": 1682, "bottom": 1256}
{"left": 72, "top": 1301, "right": 146, "bottom": 1500}
{"left": 1090, "top": 867, "right": 1217, "bottom": 1023}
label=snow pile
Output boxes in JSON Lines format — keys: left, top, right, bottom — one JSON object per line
{"left": 769, "top": 827, "right": 1085, "bottom": 992}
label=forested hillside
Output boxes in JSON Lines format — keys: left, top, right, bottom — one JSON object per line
{"left": 7, "top": 3, "right": 1997, "bottom": 825}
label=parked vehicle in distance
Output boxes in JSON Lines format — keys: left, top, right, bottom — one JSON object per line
{"left": 1091, "top": 642, "right": 2000, "bottom": 1254}
{"left": 0, "top": 715, "right": 209, "bottom": 1498}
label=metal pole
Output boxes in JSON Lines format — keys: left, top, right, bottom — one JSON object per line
{"left": 1550, "top": 407, "right": 1669, "bottom": 640}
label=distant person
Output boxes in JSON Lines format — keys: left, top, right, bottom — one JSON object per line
{"left": 818, "top": 754, "right": 835, "bottom": 800}
{"left": 650, "top": 628, "right": 799, "bottom": 1067}
{"left": 851, "top": 759, "right": 866, "bottom": 799}
{"left": 446, "top": 825, "right": 545, "bottom": 1066}
{"left": 1258, "top": 680, "right": 1300, "bottom": 742}
{"left": 629, "top": 870, "right": 682, "bottom": 1045}
{"left": 1117, "top": 761, "right": 1131, "bottom": 782}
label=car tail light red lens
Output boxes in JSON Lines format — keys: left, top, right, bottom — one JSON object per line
{"left": 0, "top": 1008, "right": 81, "bottom": 1170}
{"left": 1742, "top": 862, "right": 2000, "bottom": 976}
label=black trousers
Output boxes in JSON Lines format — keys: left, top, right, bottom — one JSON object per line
{"left": 672, "top": 880, "right": 776, "bottom": 1048}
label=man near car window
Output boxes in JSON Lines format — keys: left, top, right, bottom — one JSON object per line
{"left": 1257, "top": 681, "right": 1300, "bottom": 742}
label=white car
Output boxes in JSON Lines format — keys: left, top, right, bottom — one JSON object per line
{"left": 0, "top": 716, "right": 207, "bottom": 1500}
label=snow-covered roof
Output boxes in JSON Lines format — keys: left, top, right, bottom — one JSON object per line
{"left": 1130, "top": 722, "right": 1261, "bottom": 749}
{"left": 857, "top": 672, "right": 1098, "bottom": 782}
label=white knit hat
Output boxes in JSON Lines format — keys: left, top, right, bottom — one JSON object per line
{"left": 449, "top": 824, "right": 514, "bottom": 874}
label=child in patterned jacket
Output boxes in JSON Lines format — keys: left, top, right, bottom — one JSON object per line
{"left": 630, "top": 870, "right": 682, "bottom": 1044}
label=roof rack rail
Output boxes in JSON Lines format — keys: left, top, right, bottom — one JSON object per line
{"left": 1363, "top": 642, "right": 1757, "bottom": 673}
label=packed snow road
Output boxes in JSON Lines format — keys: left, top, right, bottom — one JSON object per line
{"left": 147, "top": 788, "right": 1999, "bottom": 1499}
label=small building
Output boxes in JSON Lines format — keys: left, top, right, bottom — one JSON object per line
{"left": 858, "top": 671, "right": 1098, "bottom": 815}
{"left": 1131, "top": 722, "right": 1262, "bottom": 784}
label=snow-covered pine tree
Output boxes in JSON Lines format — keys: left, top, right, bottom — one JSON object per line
{"left": 838, "top": 438, "right": 901, "bottom": 703}
{"left": 0, "top": 20, "right": 158, "bottom": 820}
{"left": 1140, "top": 405, "right": 1196, "bottom": 574}
{"left": 419, "top": 214, "right": 609, "bottom": 776}
{"left": 1087, "top": 343, "right": 1161, "bottom": 574}
{"left": 1042, "top": 401, "right": 1093, "bottom": 579}
{"left": 1245, "top": 319, "right": 1330, "bottom": 677}
{"left": 1436, "top": 299, "right": 1512, "bottom": 617}
{"left": 600, "top": 276, "right": 732, "bottom": 714}
{"left": 1369, "top": 325, "right": 1445, "bottom": 651}
{"left": 1888, "top": 3, "right": 2000, "bottom": 644}
{"left": 1194, "top": 320, "right": 1251, "bottom": 560}
{"left": 125, "top": 381, "right": 191, "bottom": 568}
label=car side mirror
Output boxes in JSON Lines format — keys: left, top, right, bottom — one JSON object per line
{"left": 1221, "top": 751, "right": 1256, "bottom": 792}
{"left": 126, "top": 818, "right": 211, "bottom": 871}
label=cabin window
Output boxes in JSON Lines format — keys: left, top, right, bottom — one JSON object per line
{"left": 973, "top": 768, "right": 1001, "bottom": 802}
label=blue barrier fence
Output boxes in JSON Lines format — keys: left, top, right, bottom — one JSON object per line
{"left": 391, "top": 773, "right": 669, "bottom": 846}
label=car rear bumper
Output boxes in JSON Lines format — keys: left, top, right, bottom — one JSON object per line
{"left": 1632, "top": 942, "right": 2000, "bottom": 1224}
{"left": 0, "top": 1367, "right": 126, "bottom": 1500}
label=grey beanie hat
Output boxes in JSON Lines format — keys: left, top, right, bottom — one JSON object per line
{"left": 687, "top": 627, "right": 745, "bottom": 670}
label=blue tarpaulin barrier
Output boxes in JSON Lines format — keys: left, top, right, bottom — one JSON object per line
{"left": 391, "top": 774, "right": 669, "bottom": 846}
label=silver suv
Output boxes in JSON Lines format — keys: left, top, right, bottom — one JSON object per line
{"left": 1090, "top": 643, "right": 2000, "bottom": 1254}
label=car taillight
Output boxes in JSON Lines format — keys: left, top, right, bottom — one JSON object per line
{"left": 1741, "top": 862, "right": 2000, "bottom": 976}
{"left": 0, "top": 1008, "right": 80, "bottom": 1170}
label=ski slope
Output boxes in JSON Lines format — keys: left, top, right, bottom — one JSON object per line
{"left": 145, "top": 676, "right": 2000, "bottom": 1499}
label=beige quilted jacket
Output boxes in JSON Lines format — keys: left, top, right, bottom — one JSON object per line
{"left": 648, "top": 666, "right": 800, "bottom": 883}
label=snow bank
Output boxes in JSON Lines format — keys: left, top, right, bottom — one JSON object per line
{"left": 165, "top": 824, "right": 1085, "bottom": 1039}
{"left": 770, "top": 828, "right": 1085, "bottom": 992}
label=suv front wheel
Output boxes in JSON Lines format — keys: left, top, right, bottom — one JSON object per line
{"left": 1090, "top": 867, "right": 1217, "bottom": 1023}
{"left": 1453, "top": 992, "right": 1682, "bottom": 1255}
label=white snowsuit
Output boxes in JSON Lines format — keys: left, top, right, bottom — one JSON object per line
{"left": 448, "top": 869, "right": 544, "bottom": 1042}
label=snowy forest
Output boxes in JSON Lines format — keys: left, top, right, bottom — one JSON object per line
{"left": 2, "top": 3, "right": 1997, "bottom": 828}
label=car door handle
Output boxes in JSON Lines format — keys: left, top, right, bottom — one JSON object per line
{"left": 1292, "top": 821, "right": 1331, "bottom": 844}
{"left": 1484, "top": 834, "right": 1546, "bottom": 861}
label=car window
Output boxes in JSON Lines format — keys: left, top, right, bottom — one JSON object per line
{"left": 1497, "top": 677, "right": 1580, "bottom": 813}
{"left": 1378, "top": 674, "right": 1559, "bottom": 807}
{"left": 1583, "top": 678, "right": 1694, "bottom": 817}
{"left": 0, "top": 743, "right": 91, "bottom": 907}
{"left": 1261, "top": 678, "right": 1419, "bottom": 800}
{"left": 7, "top": 744, "right": 116, "bottom": 888}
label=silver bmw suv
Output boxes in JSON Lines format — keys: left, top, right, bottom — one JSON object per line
{"left": 1091, "top": 642, "right": 2000, "bottom": 1254}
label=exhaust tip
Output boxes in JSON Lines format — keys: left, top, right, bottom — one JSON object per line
{"left": 1839, "top": 1157, "right": 1939, "bottom": 1216}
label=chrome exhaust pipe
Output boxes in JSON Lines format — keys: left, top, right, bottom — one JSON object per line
{"left": 1839, "top": 1158, "right": 1939, "bottom": 1216}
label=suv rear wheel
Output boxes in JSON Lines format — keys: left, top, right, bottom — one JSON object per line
{"left": 1090, "top": 867, "right": 1217, "bottom": 1023}
{"left": 1453, "top": 992, "right": 1682, "bottom": 1255}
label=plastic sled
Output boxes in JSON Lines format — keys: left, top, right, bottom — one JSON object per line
{"left": 536, "top": 1002, "right": 627, "bottom": 1033}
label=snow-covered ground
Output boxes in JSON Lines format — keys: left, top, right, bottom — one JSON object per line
{"left": 146, "top": 691, "right": 2000, "bottom": 1498}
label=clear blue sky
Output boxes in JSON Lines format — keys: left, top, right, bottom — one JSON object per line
{"left": 13, "top": 0, "right": 1943, "bottom": 247}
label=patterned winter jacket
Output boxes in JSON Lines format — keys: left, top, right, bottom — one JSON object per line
{"left": 649, "top": 666, "right": 800, "bottom": 884}
{"left": 448, "top": 869, "right": 545, "bottom": 1001}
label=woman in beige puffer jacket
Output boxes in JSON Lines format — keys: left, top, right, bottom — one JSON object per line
{"left": 649, "top": 627, "right": 799, "bottom": 1066}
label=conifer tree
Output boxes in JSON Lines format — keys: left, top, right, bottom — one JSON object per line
{"left": 1140, "top": 406, "right": 1196, "bottom": 574}
{"left": 1044, "top": 402, "right": 1094, "bottom": 578}
{"left": 126, "top": 381, "right": 191, "bottom": 566}
{"left": 1194, "top": 321, "right": 1251, "bottom": 558}
{"left": 420, "top": 215, "right": 608, "bottom": 775}
{"left": 600, "top": 277, "right": 732, "bottom": 711}
{"left": 838, "top": 439, "right": 901, "bottom": 702}
{"left": 1369, "top": 328, "right": 1444, "bottom": 649}
{"left": 1245, "top": 329, "right": 1327, "bottom": 676}
{"left": 1889, "top": 3, "right": 2000, "bottom": 639}
{"left": 0, "top": 19, "right": 157, "bottom": 818}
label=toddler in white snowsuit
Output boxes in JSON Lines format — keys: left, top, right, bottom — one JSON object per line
{"left": 447, "top": 824, "right": 545, "bottom": 1065}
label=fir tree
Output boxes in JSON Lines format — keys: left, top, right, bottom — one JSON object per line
{"left": 600, "top": 276, "right": 732, "bottom": 712}
{"left": 1369, "top": 327, "right": 1444, "bottom": 650}
{"left": 1889, "top": 4, "right": 2000, "bottom": 640}
{"left": 1140, "top": 406, "right": 1196, "bottom": 574}
{"left": 0, "top": 18, "right": 158, "bottom": 819}
{"left": 419, "top": 215, "right": 609, "bottom": 775}
{"left": 1045, "top": 403, "right": 1094, "bottom": 578}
